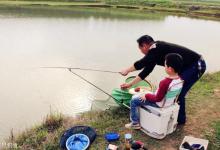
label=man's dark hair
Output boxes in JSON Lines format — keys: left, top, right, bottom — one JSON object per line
{"left": 137, "top": 35, "right": 154, "bottom": 46}
{"left": 165, "top": 53, "right": 183, "bottom": 73}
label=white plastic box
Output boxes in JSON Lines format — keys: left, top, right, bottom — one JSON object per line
{"left": 139, "top": 103, "right": 180, "bottom": 139}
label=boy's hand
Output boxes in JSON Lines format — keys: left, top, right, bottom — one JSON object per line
{"left": 120, "top": 83, "right": 131, "bottom": 89}
{"left": 140, "top": 95, "right": 146, "bottom": 102}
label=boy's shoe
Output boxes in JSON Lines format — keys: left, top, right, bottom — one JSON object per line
{"left": 125, "top": 122, "right": 141, "bottom": 129}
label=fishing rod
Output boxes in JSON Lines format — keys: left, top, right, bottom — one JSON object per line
{"left": 40, "top": 67, "right": 119, "bottom": 74}
{"left": 68, "top": 68, "right": 119, "bottom": 102}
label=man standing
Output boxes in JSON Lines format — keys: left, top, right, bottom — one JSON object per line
{"left": 120, "top": 35, "right": 206, "bottom": 125}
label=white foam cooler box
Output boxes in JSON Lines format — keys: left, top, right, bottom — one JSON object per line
{"left": 139, "top": 103, "right": 180, "bottom": 139}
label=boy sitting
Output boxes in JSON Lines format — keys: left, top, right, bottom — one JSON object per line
{"left": 125, "top": 53, "right": 184, "bottom": 129}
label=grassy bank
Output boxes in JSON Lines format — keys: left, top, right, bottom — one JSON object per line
{"left": 0, "top": 0, "right": 220, "bottom": 20}
{"left": 6, "top": 71, "right": 220, "bottom": 150}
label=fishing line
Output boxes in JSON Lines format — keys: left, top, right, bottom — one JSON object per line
{"left": 68, "top": 68, "right": 118, "bottom": 102}
{"left": 40, "top": 67, "right": 119, "bottom": 74}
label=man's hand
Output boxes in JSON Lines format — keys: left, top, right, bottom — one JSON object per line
{"left": 120, "top": 66, "right": 136, "bottom": 76}
{"left": 120, "top": 83, "right": 132, "bottom": 89}
{"left": 119, "top": 69, "right": 129, "bottom": 76}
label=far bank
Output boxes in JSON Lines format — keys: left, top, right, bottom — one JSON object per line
{"left": 0, "top": 0, "right": 220, "bottom": 21}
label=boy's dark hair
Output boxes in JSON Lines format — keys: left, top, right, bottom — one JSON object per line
{"left": 165, "top": 53, "right": 183, "bottom": 73}
{"left": 137, "top": 35, "right": 154, "bottom": 46}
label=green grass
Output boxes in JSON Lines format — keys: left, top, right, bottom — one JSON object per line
{"left": 213, "top": 120, "right": 220, "bottom": 149}
{"left": 6, "top": 71, "right": 220, "bottom": 149}
{"left": 214, "top": 122, "right": 220, "bottom": 148}
{"left": 7, "top": 113, "right": 63, "bottom": 150}
{"left": 205, "top": 121, "right": 220, "bottom": 150}
{"left": 0, "top": 0, "right": 220, "bottom": 20}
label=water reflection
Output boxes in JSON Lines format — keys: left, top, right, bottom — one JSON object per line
{"left": 0, "top": 5, "right": 166, "bottom": 20}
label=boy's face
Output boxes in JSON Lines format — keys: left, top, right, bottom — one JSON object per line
{"left": 165, "top": 61, "right": 174, "bottom": 75}
{"left": 165, "top": 62, "right": 169, "bottom": 74}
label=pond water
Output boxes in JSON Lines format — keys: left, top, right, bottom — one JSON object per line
{"left": 0, "top": 7, "right": 220, "bottom": 142}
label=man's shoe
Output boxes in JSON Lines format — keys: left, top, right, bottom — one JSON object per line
{"left": 125, "top": 122, "right": 141, "bottom": 129}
